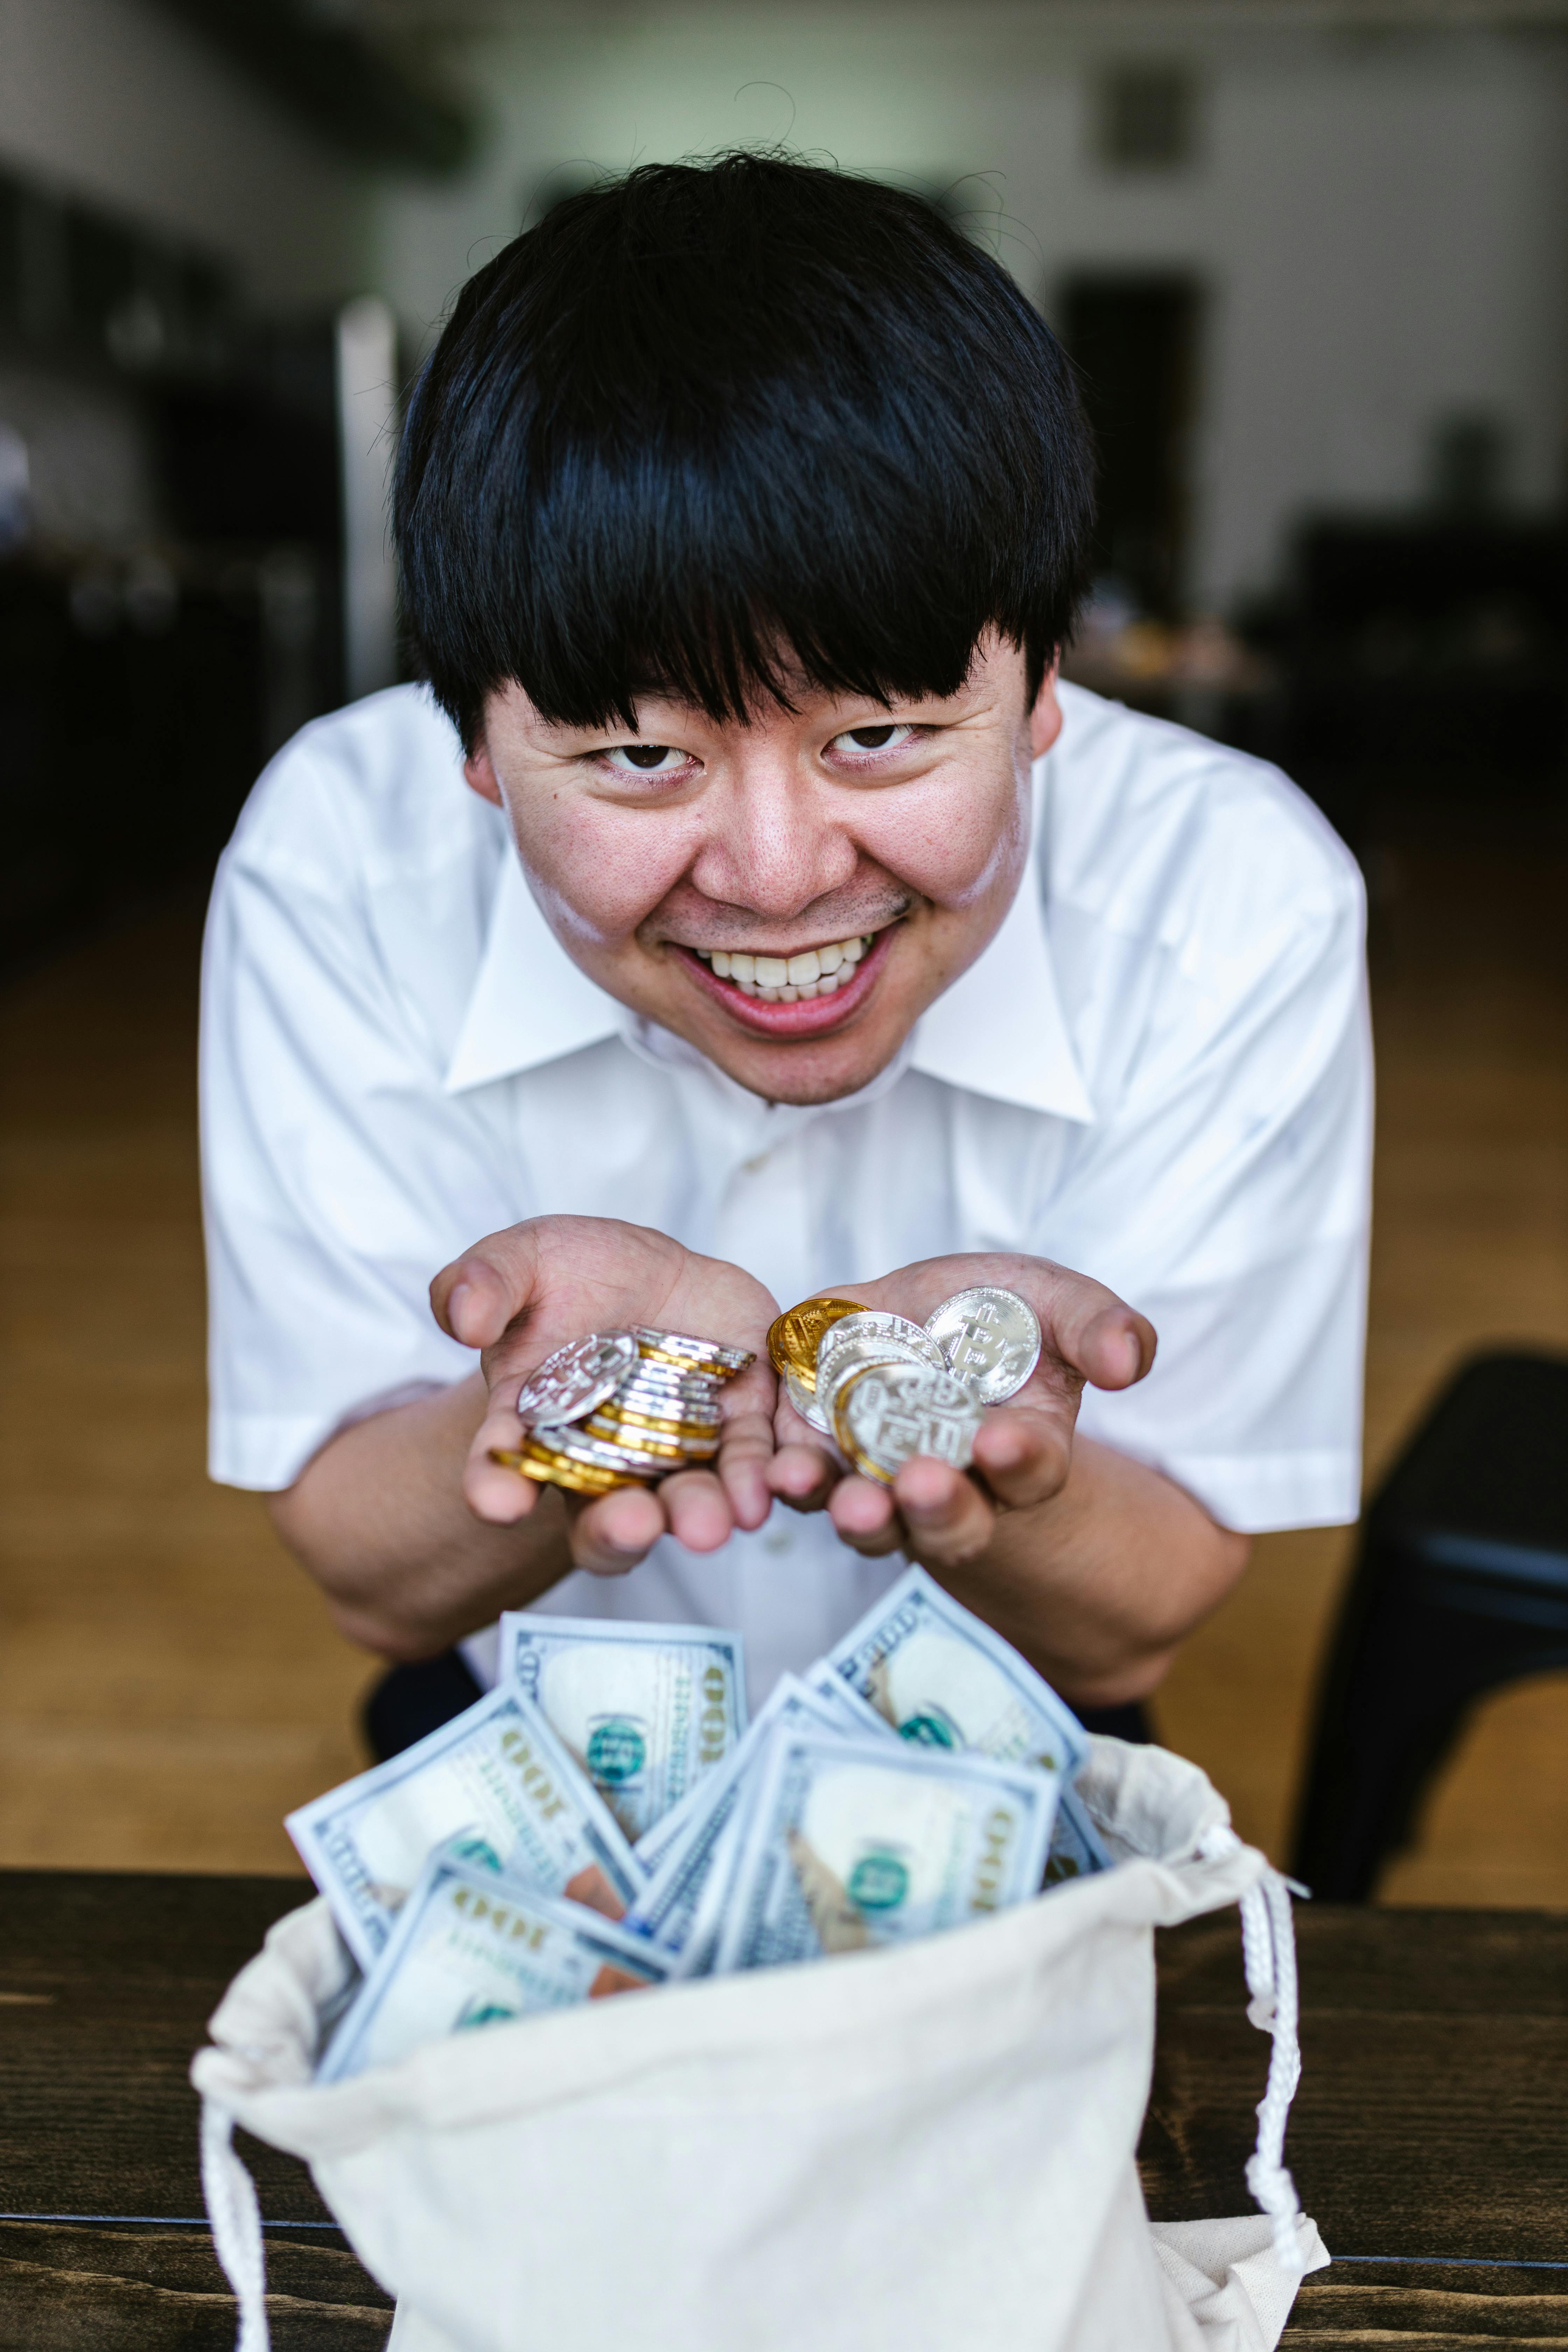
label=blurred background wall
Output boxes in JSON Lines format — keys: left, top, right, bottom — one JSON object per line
{"left": 374, "top": 8, "right": 1568, "bottom": 616}
{"left": 2, "top": 0, "right": 1565, "bottom": 1896}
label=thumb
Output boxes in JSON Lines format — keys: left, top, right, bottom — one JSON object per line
{"left": 430, "top": 1225, "right": 545, "bottom": 1350}
{"left": 1034, "top": 1263, "right": 1157, "bottom": 1394}
{"left": 1074, "top": 1300, "right": 1157, "bottom": 1392}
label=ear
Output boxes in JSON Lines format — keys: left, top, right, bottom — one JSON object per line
{"left": 463, "top": 740, "right": 504, "bottom": 806}
{"left": 1029, "top": 660, "right": 1064, "bottom": 760}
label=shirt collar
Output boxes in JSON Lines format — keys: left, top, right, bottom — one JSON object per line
{"left": 444, "top": 772, "right": 1093, "bottom": 1124}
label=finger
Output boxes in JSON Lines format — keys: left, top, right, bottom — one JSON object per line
{"left": 465, "top": 1442, "right": 550, "bottom": 1524}
{"left": 656, "top": 1467, "right": 738, "bottom": 1554}
{"left": 766, "top": 1441, "right": 841, "bottom": 1513}
{"left": 1034, "top": 1267, "right": 1156, "bottom": 1393}
{"left": 430, "top": 1225, "right": 544, "bottom": 1349}
{"left": 889, "top": 1454, "right": 998, "bottom": 1567}
{"left": 968, "top": 1405, "right": 1072, "bottom": 1509}
{"left": 566, "top": 1485, "right": 670, "bottom": 1574}
{"left": 827, "top": 1474, "right": 904, "bottom": 1556}
{"left": 715, "top": 1403, "right": 778, "bottom": 1532}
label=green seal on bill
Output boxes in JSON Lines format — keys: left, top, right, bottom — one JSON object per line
{"left": 898, "top": 1708, "right": 959, "bottom": 1750}
{"left": 587, "top": 1719, "right": 648, "bottom": 1786}
{"left": 847, "top": 1851, "right": 910, "bottom": 1912}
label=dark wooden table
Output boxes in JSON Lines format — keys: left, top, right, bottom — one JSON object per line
{"left": 1, "top": 1872, "right": 1564, "bottom": 2348}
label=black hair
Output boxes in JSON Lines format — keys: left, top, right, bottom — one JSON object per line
{"left": 395, "top": 151, "right": 1094, "bottom": 748}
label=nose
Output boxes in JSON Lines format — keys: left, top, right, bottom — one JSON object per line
{"left": 687, "top": 750, "right": 859, "bottom": 919}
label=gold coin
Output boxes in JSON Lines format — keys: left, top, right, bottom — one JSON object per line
{"left": 766, "top": 1295, "right": 866, "bottom": 1391}
{"left": 489, "top": 1444, "right": 639, "bottom": 1495}
{"left": 582, "top": 1415, "right": 713, "bottom": 1459}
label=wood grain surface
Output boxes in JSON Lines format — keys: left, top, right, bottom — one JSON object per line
{"left": 1, "top": 1871, "right": 1563, "bottom": 2346}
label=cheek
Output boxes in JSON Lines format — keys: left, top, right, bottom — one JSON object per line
{"left": 503, "top": 793, "right": 693, "bottom": 950}
{"left": 863, "top": 775, "right": 1027, "bottom": 913}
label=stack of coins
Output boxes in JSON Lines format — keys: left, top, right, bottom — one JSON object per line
{"left": 490, "top": 1327, "right": 754, "bottom": 1496}
{"left": 767, "top": 1286, "right": 1043, "bottom": 1485}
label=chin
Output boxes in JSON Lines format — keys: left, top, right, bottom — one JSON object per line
{"left": 708, "top": 1030, "right": 898, "bottom": 1107}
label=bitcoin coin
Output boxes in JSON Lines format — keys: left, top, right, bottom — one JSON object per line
{"left": 766, "top": 1295, "right": 864, "bottom": 1390}
{"left": 631, "top": 1328, "right": 754, "bottom": 1376}
{"left": 514, "top": 1330, "right": 639, "bottom": 1429}
{"left": 582, "top": 1415, "right": 721, "bottom": 1461}
{"left": 924, "top": 1287, "right": 1041, "bottom": 1404}
{"left": 594, "top": 1400, "right": 723, "bottom": 1438}
{"left": 832, "top": 1362, "right": 985, "bottom": 1485}
{"left": 782, "top": 1364, "right": 834, "bottom": 1436}
{"left": 818, "top": 1311, "right": 945, "bottom": 1378}
{"left": 490, "top": 1442, "right": 638, "bottom": 1495}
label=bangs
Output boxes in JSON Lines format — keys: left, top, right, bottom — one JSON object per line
{"left": 396, "top": 154, "right": 1094, "bottom": 745}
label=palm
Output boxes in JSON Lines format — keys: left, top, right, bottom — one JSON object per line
{"left": 432, "top": 1214, "right": 780, "bottom": 1558}
{"left": 476, "top": 1216, "right": 778, "bottom": 1426}
{"left": 769, "top": 1251, "right": 1154, "bottom": 1564}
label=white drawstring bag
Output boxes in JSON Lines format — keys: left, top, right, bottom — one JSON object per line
{"left": 193, "top": 1738, "right": 1327, "bottom": 2352}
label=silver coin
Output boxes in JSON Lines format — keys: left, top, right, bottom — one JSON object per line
{"left": 834, "top": 1362, "right": 985, "bottom": 1484}
{"left": 816, "top": 1333, "right": 945, "bottom": 1427}
{"left": 530, "top": 1424, "right": 701, "bottom": 1479}
{"left": 923, "top": 1287, "right": 1042, "bottom": 1404}
{"left": 631, "top": 1327, "right": 754, "bottom": 1376}
{"left": 610, "top": 1370, "right": 724, "bottom": 1410}
{"left": 816, "top": 1311, "right": 945, "bottom": 1386}
{"left": 594, "top": 1399, "right": 723, "bottom": 1435}
{"left": 514, "top": 1330, "right": 638, "bottom": 1429}
{"left": 782, "top": 1365, "right": 834, "bottom": 1437}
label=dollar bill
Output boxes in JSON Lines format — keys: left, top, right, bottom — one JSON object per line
{"left": 317, "top": 1847, "right": 668, "bottom": 2084}
{"left": 497, "top": 1613, "right": 746, "bottom": 1841}
{"left": 826, "top": 1566, "right": 1087, "bottom": 1776}
{"left": 626, "top": 1673, "right": 853, "bottom": 1960}
{"left": 800, "top": 1655, "right": 903, "bottom": 1742}
{"left": 286, "top": 1686, "right": 644, "bottom": 1970}
{"left": 1044, "top": 1781, "right": 1114, "bottom": 1884}
{"left": 713, "top": 1732, "right": 1059, "bottom": 1973}
{"left": 825, "top": 1566, "right": 1107, "bottom": 1888}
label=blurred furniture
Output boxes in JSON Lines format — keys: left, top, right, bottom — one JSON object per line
{"left": 0, "top": 154, "right": 401, "bottom": 974}
{"left": 4, "top": 1870, "right": 1565, "bottom": 2344}
{"left": 1280, "top": 516, "right": 1568, "bottom": 838}
{"left": 1292, "top": 1352, "right": 1568, "bottom": 1901}
{"left": 1058, "top": 271, "right": 1202, "bottom": 621}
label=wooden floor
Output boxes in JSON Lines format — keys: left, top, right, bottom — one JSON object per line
{"left": 2, "top": 838, "right": 1566, "bottom": 1895}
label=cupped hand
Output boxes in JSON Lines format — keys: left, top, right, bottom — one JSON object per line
{"left": 765, "top": 1252, "right": 1155, "bottom": 1571}
{"left": 429, "top": 1216, "right": 780, "bottom": 1573}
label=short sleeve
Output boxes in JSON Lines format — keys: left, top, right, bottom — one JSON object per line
{"left": 200, "top": 756, "right": 511, "bottom": 1491}
{"left": 1049, "top": 785, "right": 1372, "bottom": 1533}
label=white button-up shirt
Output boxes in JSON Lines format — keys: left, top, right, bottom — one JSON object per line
{"left": 201, "top": 680, "right": 1371, "bottom": 1706}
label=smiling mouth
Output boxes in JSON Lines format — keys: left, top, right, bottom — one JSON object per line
{"left": 691, "top": 929, "right": 876, "bottom": 1003}
{"left": 672, "top": 921, "right": 899, "bottom": 1037}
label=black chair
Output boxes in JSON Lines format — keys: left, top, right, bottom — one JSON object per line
{"left": 1291, "top": 1351, "right": 1568, "bottom": 1900}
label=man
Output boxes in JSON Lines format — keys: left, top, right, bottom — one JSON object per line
{"left": 201, "top": 155, "right": 1370, "bottom": 1744}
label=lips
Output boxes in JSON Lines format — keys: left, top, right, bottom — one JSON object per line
{"left": 675, "top": 924, "right": 898, "bottom": 1037}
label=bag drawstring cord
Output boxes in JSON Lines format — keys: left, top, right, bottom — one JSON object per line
{"left": 201, "top": 2096, "right": 271, "bottom": 2352}
{"left": 1198, "top": 1828, "right": 1307, "bottom": 2277}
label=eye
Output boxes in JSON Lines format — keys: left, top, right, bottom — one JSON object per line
{"left": 829, "top": 722, "right": 918, "bottom": 756}
{"left": 602, "top": 742, "right": 692, "bottom": 775}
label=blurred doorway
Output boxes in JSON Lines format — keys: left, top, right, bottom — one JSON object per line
{"left": 1059, "top": 272, "right": 1202, "bottom": 618}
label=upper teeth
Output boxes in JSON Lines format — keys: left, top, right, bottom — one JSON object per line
{"left": 694, "top": 934, "right": 873, "bottom": 1001}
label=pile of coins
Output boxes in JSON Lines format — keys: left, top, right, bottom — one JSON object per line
{"left": 767, "top": 1287, "right": 1043, "bottom": 1485}
{"left": 491, "top": 1327, "right": 754, "bottom": 1495}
